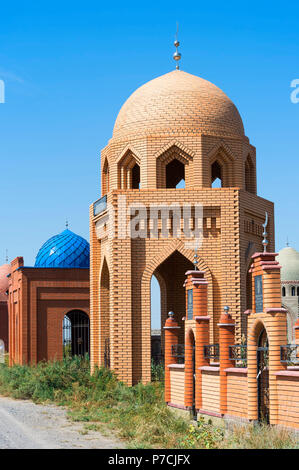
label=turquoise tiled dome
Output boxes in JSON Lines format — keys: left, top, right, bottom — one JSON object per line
{"left": 34, "top": 229, "right": 89, "bottom": 268}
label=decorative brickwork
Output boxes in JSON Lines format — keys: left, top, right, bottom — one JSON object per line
{"left": 8, "top": 257, "right": 89, "bottom": 365}
{"left": 167, "top": 251, "right": 299, "bottom": 430}
{"left": 90, "top": 69, "right": 275, "bottom": 386}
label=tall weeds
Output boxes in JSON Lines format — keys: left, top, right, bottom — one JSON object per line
{"left": 0, "top": 358, "right": 297, "bottom": 449}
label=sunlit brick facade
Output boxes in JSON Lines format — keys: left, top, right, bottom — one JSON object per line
{"left": 90, "top": 70, "right": 274, "bottom": 386}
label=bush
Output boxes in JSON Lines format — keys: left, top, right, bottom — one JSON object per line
{"left": 151, "top": 360, "right": 164, "bottom": 382}
{"left": 0, "top": 358, "right": 297, "bottom": 449}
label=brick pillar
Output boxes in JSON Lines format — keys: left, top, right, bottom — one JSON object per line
{"left": 295, "top": 320, "right": 299, "bottom": 363}
{"left": 184, "top": 328, "right": 194, "bottom": 408}
{"left": 195, "top": 317, "right": 210, "bottom": 410}
{"left": 247, "top": 251, "right": 287, "bottom": 424}
{"left": 218, "top": 306, "right": 235, "bottom": 415}
{"left": 164, "top": 311, "right": 180, "bottom": 404}
{"left": 183, "top": 270, "right": 209, "bottom": 410}
{"left": 295, "top": 319, "right": 299, "bottom": 345}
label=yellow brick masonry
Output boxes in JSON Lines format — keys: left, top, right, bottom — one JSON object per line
{"left": 90, "top": 68, "right": 274, "bottom": 385}
{"left": 90, "top": 188, "right": 273, "bottom": 385}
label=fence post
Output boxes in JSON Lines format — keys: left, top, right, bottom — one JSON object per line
{"left": 184, "top": 269, "right": 209, "bottom": 410}
{"left": 247, "top": 251, "right": 287, "bottom": 424}
{"left": 164, "top": 311, "right": 180, "bottom": 404}
{"left": 218, "top": 306, "right": 235, "bottom": 416}
{"left": 295, "top": 319, "right": 299, "bottom": 345}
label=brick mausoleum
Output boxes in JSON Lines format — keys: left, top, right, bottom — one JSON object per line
{"left": 90, "top": 68, "right": 275, "bottom": 387}
{"left": 0, "top": 263, "right": 11, "bottom": 353}
{"left": 7, "top": 229, "right": 90, "bottom": 364}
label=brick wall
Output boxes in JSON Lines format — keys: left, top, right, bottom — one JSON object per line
{"left": 8, "top": 262, "right": 89, "bottom": 365}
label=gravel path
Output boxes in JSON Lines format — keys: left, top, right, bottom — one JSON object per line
{"left": 0, "top": 396, "right": 125, "bottom": 449}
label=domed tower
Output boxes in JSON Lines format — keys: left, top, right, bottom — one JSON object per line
{"left": 277, "top": 245, "right": 299, "bottom": 342}
{"left": 90, "top": 66, "right": 275, "bottom": 385}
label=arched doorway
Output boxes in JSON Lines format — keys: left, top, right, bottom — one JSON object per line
{"left": 257, "top": 327, "right": 269, "bottom": 423}
{"left": 151, "top": 274, "right": 162, "bottom": 365}
{"left": 63, "top": 310, "right": 90, "bottom": 357}
{"left": 0, "top": 339, "right": 4, "bottom": 363}
{"left": 100, "top": 258, "right": 110, "bottom": 367}
{"left": 154, "top": 250, "right": 194, "bottom": 347}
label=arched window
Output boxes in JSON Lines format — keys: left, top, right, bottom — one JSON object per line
{"left": 245, "top": 155, "right": 255, "bottom": 194}
{"left": 118, "top": 151, "right": 140, "bottom": 189}
{"left": 211, "top": 160, "right": 222, "bottom": 188}
{"left": 132, "top": 163, "right": 140, "bottom": 189}
{"left": 156, "top": 145, "right": 192, "bottom": 188}
{"left": 166, "top": 159, "right": 185, "bottom": 188}
{"left": 297, "top": 287, "right": 299, "bottom": 296}
{"left": 209, "top": 146, "right": 235, "bottom": 188}
{"left": 291, "top": 286, "right": 296, "bottom": 296}
{"left": 102, "top": 159, "right": 109, "bottom": 194}
{"left": 282, "top": 286, "right": 286, "bottom": 297}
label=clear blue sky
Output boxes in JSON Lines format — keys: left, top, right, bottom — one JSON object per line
{"left": 1, "top": 1, "right": 298, "bottom": 326}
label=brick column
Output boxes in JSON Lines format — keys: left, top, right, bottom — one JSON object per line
{"left": 195, "top": 316, "right": 210, "bottom": 410}
{"left": 295, "top": 320, "right": 299, "bottom": 363}
{"left": 295, "top": 319, "right": 299, "bottom": 345}
{"left": 184, "top": 329, "right": 194, "bottom": 408}
{"left": 164, "top": 311, "right": 180, "bottom": 404}
{"left": 218, "top": 306, "right": 235, "bottom": 415}
{"left": 247, "top": 252, "right": 287, "bottom": 424}
{"left": 184, "top": 270, "right": 209, "bottom": 410}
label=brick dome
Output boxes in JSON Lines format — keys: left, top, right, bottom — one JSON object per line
{"left": 113, "top": 70, "right": 245, "bottom": 139}
{"left": 0, "top": 264, "right": 11, "bottom": 301}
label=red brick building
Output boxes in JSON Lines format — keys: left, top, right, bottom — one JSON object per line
{"left": 0, "top": 263, "right": 11, "bottom": 352}
{"left": 8, "top": 229, "right": 90, "bottom": 365}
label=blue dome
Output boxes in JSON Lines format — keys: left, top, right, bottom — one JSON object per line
{"left": 34, "top": 229, "right": 90, "bottom": 268}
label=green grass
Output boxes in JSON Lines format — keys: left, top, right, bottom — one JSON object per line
{"left": 0, "top": 357, "right": 297, "bottom": 449}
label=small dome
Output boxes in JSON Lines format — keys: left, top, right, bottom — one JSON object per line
{"left": 0, "top": 264, "right": 11, "bottom": 301}
{"left": 35, "top": 229, "right": 89, "bottom": 269}
{"left": 277, "top": 246, "right": 299, "bottom": 281}
{"left": 113, "top": 70, "right": 244, "bottom": 139}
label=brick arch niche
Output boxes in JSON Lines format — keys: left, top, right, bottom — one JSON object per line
{"left": 139, "top": 244, "right": 213, "bottom": 384}
{"left": 156, "top": 145, "right": 193, "bottom": 189}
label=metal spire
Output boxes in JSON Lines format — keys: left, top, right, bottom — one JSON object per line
{"left": 66, "top": 219, "right": 69, "bottom": 229}
{"left": 262, "top": 212, "right": 269, "bottom": 253}
{"left": 173, "top": 23, "right": 181, "bottom": 70}
{"left": 5, "top": 249, "right": 8, "bottom": 263}
{"left": 286, "top": 236, "right": 289, "bottom": 247}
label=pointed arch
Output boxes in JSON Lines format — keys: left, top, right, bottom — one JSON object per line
{"left": 156, "top": 144, "right": 193, "bottom": 189}
{"left": 99, "top": 257, "right": 110, "bottom": 364}
{"left": 139, "top": 241, "right": 213, "bottom": 383}
{"left": 117, "top": 149, "right": 141, "bottom": 189}
{"left": 245, "top": 153, "right": 256, "bottom": 194}
{"left": 207, "top": 142, "right": 236, "bottom": 188}
{"left": 102, "top": 158, "right": 110, "bottom": 195}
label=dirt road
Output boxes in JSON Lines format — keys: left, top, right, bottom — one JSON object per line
{"left": 0, "top": 396, "right": 124, "bottom": 449}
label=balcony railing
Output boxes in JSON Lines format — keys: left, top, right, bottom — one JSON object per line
{"left": 93, "top": 195, "right": 107, "bottom": 216}
{"left": 280, "top": 344, "right": 299, "bottom": 365}
{"left": 229, "top": 344, "right": 247, "bottom": 367}
{"left": 203, "top": 344, "right": 219, "bottom": 360}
